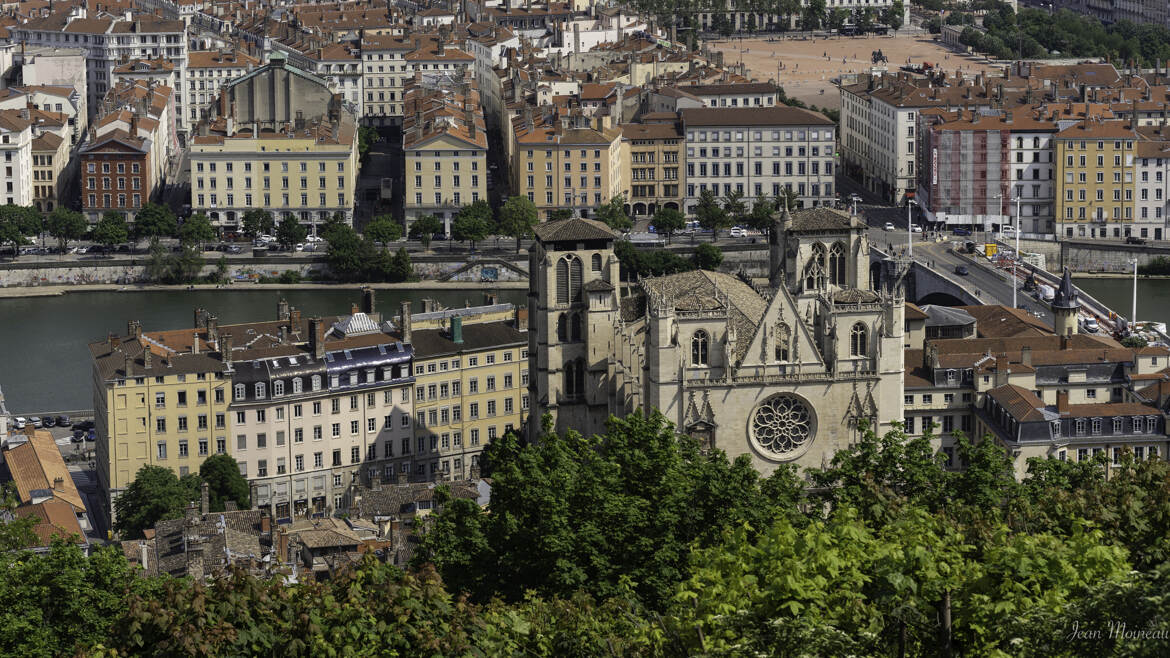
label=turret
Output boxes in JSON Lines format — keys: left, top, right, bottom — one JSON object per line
{"left": 1051, "top": 267, "right": 1080, "bottom": 337}
{"left": 769, "top": 207, "right": 791, "bottom": 290}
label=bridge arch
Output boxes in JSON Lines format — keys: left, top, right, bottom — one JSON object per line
{"left": 916, "top": 291, "right": 967, "bottom": 307}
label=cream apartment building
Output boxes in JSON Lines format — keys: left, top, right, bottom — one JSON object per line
{"left": 512, "top": 110, "right": 624, "bottom": 219}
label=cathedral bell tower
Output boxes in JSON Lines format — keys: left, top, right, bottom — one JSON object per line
{"left": 1051, "top": 267, "right": 1080, "bottom": 338}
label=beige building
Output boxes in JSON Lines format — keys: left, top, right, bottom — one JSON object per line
{"left": 512, "top": 109, "right": 624, "bottom": 220}
{"left": 403, "top": 73, "right": 488, "bottom": 232}
{"left": 405, "top": 300, "right": 529, "bottom": 481}
{"left": 361, "top": 34, "right": 474, "bottom": 127}
{"left": 189, "top": 53, "right": 360, "bottom": 232}
{"left": 620, "top": 118, "right": 685, "bottom": 218}
{"left": 185, "top": 51, "right": 260, "bottom": 125}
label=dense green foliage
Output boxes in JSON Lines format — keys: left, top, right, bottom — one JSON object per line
{"left": 406, "top": 214, "right": 444, "bottom": 249}
{"left": 1139, "top": 256, "right": 1170, "bottom": 275}
{"left": 451, "top": 200, "right": 495, "bottom": 249}
{"left": 198, "top": 454, "right": 251, "bottom": 513}
{"left": 241, "top": 209, "right": 275, "bottom": 239}
{"left": 113, "top": 465, "right": 202, "bottom": 539}
{"left": 497, "top": 195, "right": 539, "bottom": 252}
{"left": 596, "top": 195, "right": 633, "bottom": 232}
{"left": 133, "top": 203, "right": 178, "bottom": 240}
{"left": 274, "top": 214, "right": 307, "bottom": 249}
{"left": 178, "top": 212, "right": 216, "bottom": 248}
{"left": 325, "top": 222, "right": 415, "bottom": 282}
{"left": 46, "top": 207, "right": 87, "bottom": 252}
{"left": 92, "top": 211, "right": 129, "bottom": 249}
{"left": 10, "top": 414, "right": 1170, "bottom": 655}
{"left": 363, "top": 214, "right": 402, "bottom": 244}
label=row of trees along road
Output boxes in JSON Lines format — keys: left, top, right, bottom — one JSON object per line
{"left": 7, "top": 411, "right": 1170, "bottom": 655}
{"left": 629, "top": 0, "right": 904, "bottom": 35}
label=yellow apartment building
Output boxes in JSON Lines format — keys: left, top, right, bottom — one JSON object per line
{"left": 403, "top": 76, "right": 488, "bottom": 233}
{"left": 620, "top": 118, "right": 685, "bottom": 218}
{"left": 1054, "top": 119, "right": 1138, "bottom": 239}
{"left": 403, "top": 300, "right": 528, "bottom": 480}
{"left": 89, "top": 321, "right": 232, "bottom": 522}
{"left": 512, "top": 112, "right": 624, "bottom": 220}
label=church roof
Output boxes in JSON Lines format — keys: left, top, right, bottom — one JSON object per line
{"left": 641, "top": 270, "right": 766, "bottom": 362}
{"left": 533, "top": 218, "right": 615, "bottom": 242}
{"left": 833, "top": 288, "right": 880, "bottom": 304}
{"left": 1052, "top": 267, "right": 1079, "bottom": 310}
{"left": 788, "top": 207, "right": 857, "bottom": 232}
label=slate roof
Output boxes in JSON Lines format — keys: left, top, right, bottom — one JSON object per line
{"left": 533, "top": 217, "right": 615, "bottom": 242}
{"left": 641, "top": 270, "right": 767, "bottom": 362}
{"left": 787, "top": 207, "right": 857, "bottom": 231}
{"left": 680, "top": 105, "right": 834, "bottom": 127}
{"left": 409, "top": 320, "right": 526, "bottom": 358}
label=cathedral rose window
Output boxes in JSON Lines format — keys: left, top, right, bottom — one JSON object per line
{"left": 749, "top": 394, "right": 814, "bottom": 458}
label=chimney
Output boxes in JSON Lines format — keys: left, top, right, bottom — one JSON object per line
{"left": 1020, "top": 345, "right": 1032, "bottom": 366}
{"left": 279, "top": 325, "right": 289, "bottom": 343}
{"left": 350, "top": 302, "right": 360, "bottom": 316}
{"left": 310, "top": 318, "right": 325, "bottom": 359}
{"left": 143, "top": 345, "right": 152, "bottom": 370}
{"left": 139, "top": 541, "right": 149, "bottom": 572}
{"left": 1056, "top": 390, "right": 1070, "bottom": 413}
{"left": 194, "top": 308, "right": 207, "bottom": 330}
{"left": 361, "top": 287, "right": 376, "bottom": 315}
{"left": 128, "top": 319, "right": 142, "bottom": 338}
{"left": 207, "top": 315, "right": 218, "bottom": 345}
{"left": 124, "top": 355, "right": 133, "bottom": 377}
{"left": 290, "top": 308, "right": 302, "bottom": 329}
{"left": 192, "top": 330, "right": 200, "bottom": 355}
{"left": 450, "top": 316, "right": 464, "bottom": 344}
{"left": 221, "top": 332, "right": 233, "bottom": 368}
{"left": 515, "top": 305, "right": 525, "bottom": 332}
{"left": 483, "top": 292, "right": 498, "bottom": 306}
{"left": 200, "top": 481, "right": 209, "bottom": 515}
{"left": 465, "top": 107, "right": 475, "bottom": 139}
{"left": 278, "top": 298, "right": 290, "bottom": 320}
{"left": 53, "top": 476, "right": 64, "bottom": 491}
{"left": 400, "top": 301, "right": 412, "bottom": 343}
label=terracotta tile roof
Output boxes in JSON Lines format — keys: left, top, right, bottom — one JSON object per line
{"left": 905, "top": 303, "right": 928, "bottom": 320}
{"left": 187, "top": 50, "right": 258, "bottom": 69}
{"left": 955, "top": 305, "right": 1052, "bottom": 338}
{"left": 4, "top": 430, "right": 86, "bottom": 512}
{"left": 987, "top": 384, "right": 1050, "bottom": 421}
{"left": 14, "top": 499, "right": 84, "bottom": 546}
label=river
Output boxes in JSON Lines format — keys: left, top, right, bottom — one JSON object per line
{"left": 1074, "top": 277, "right": 1170, "bottom": 327}
{"left": 0, "top": 287, "right": 525, "bottom": 414}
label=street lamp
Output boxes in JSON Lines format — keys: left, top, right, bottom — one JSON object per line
{"left": 1131, "top": 257, "right": 1139, "bottom": 330}
{"left": 907, "top": 198, "right": 917, "bottom": 258}
{"left": 1012, "top": 193, "right": 1021, "bottom": 310}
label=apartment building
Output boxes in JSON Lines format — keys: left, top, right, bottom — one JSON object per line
{"left": 405, "top": 301, "right": 528, "bottom": 481}
{"left": 189, "top": 53, "right": 360, "bottom": 231}
{"left": 1131, "top": 127, "right": 1170, "bottom": 240}
{"left": 185, "top": 51, "right": 259, "bottom": 124}
{"left": 403, "top": 74, "right": 489, "bottom": 231}
{"left": 512, "top": 110, "right": 624, "bottom": 219}
{"left": 0, "top": 109, "right": 33, "bottom": 206}
{"left": 89, "top": 320, "right": 232, "bottom": 522}
{"left": 1054, "top": 119, "right": 1138, "bottom": 239}
{"left": 620, "top": 119, "right": 685, "bottom": 218}
{"left": 79, "top": 128, "right": 151, "bottom": 222}
{"left": 680, "top": 82, "right": 779, "bottom": 109}
{"left": 681, "top": 106, "right": 836, "bottom": 213}
{"left": 16, "top": 46, "right": 88, "bottom": 139}
{"left": 0, "top": 85, "right": 86, "bottom": 146}
{"left": 307, "top": 44, "right": 363, "bottom": 108}
{"left": 359, "top": 34, "right": 413, "bottom": 125}
{"left": 32, "top": 117, "right": 72, "bottom": 213}
{"left": 10, "top": 13, "right": 189, "bottom": 140}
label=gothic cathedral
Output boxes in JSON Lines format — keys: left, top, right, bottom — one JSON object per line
{"left": 527, "top": 208, "right": 905, "bottom": 473}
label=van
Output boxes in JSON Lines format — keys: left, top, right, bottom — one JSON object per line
{"left": 1038, "top": 284, "right": 1055, "bottom": 303}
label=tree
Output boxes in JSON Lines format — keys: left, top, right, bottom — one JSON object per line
{"left": 1122, "top": 334, "right": 1149, "bottom": 348}
{"left": 547, "top": 208, "right": 574, "bottom": 221}
{"left": 452, "top": 202, "right": 494, "bottom": 251}
{"left": 325, "top": 223, "right": 372, "bottom": 281}
{"left": 386, "top": 246, "right": 415, "bottom": 282}
{"left": 275, "top": 214, "right": 308, "bottom": 249}
{"left": 693, "top": 243, "right": 723, "bottom": 270}
{"left": 882, "top": 0, "right": 904, "bottom": 32}
{"left": 358, "top": 125, "right": 380, "bottom": 156}
{"left": 319, "top": 212, "right": 348, "bottom": 243}
{"left": 746, "top": 196, "right": 776, "bottom": 234}
{"left": 178, "top": 212, "right": 216, "bottom": 249}
{"left": 828, "top": 7, "right": 848, "bottom": 32}
{"left": 0, "top": 483, "right": 37, "bottom": 551}
{"left": 802, "top": 0, "right": 826, "bottom": 30}
{"left": 694, "top": 188, "right": 730, "bottom": 238}
{"left": 0, "top": 205, "right": 41, "bottom": 256}
{"left": 408, "top": 214, "right": 444, "bottom": 250}
{"left": 364, "top": 214, "right": 403, "bottom": 245}
{"left": 45, "top": 207, "right": 87, "bottom": 253}
{"left": 497, "top": 195, "right": 539, "bottom": 253}
{"left": 197, "top": 454, "right": 250, "bottom": 512}
{"left": 650, "top": 207, "right": 685, "bottom": 244}
{"left": 242, "top": 209, "right": 275, "bottom": 239}
{"left": 132, "top": 202, "right": 177, "bottom": 241}
{"left": 91, "top": 211, "right": 129, "bottom": 251}
{"left": 113, "top": 465, "right": 199, "bottom": 539}
{"left": 595, "top": 195, "right": 632, "bottom": 232}
{"left": 722, "top": 189, "right": 747, "bottom": 228}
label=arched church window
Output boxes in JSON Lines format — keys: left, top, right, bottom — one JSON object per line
{"left": 570, "top": 256, "right": 583, "bottom": 300}
{"left": 591, "top": 253, "right": 602, "bottom": 272}
{"left": 570, "top": 313, "right": 582, "bottom": 342}
{"left": 829, "top": 242, "right": 846, "bottom": 285}
{"left": 557, "top": 255, "right": 583, "bottom": 303}
{"left": 557, "top": 313, "right": 567, "bottom": 342}
{"left": 803, "top": 243, "right": 826, "bottom": 290}
{"left": 775, "top": 322, "right": 791, "bottom": 362}
{"left": 556, "top": 257, "right": 569, "bottom": 304}
{"left": 691, "top": 330, "right": 710, "bottom": 366}
{"left": 850, "top": 322, "right": 868, "bottom": 356}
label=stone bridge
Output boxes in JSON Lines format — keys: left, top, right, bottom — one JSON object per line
{"left": 869, "top": 248, "right": 981, "bottom": 307}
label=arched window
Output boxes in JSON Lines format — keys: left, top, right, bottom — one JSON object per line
{"left": 557, "top": 313, "right": 567, "bottom": 342}
{"left": 292, "top": 377, "right": 302, "bottom": 394}
{"left": 255, "top": 382, "right": 267, "bottom": 399}
{"left": 555, "top": 255, "right": 583, "bottom": 303}
{"left": 563, "top": 360, "right": 575, "bottom": 396}
{"left": 775, "top": 322, "right": 791, "bottom": 362}
{"left": 828, "top": 242, "right": 846, "bottom": 285}
{"left": 234, "top": 383, "right": 246, "bottom": 401}
{"left": 803, "top": 243, "right": 826, "bottom": 290}
{"left": 850, "top": 322, "right": 867, "bottom": 356}
{"left": 570, "top": 313, "right": 582, "bottom": 342}
{"left": 691, "top": 330, "right": 710, "bottom": 366}
{"left": 591, "top": 253, "right": 602, "bottom": 271}
{"left": 273, "top": 380, "right": 284, "bottom": 396}
{"left": 563, "top": 358, "right": 586, "bottom": 397}
{"left": 311, "top": 375, "right": 321, "bottom": 391}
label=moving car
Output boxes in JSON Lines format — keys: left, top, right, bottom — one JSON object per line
{"left": 953, "top": 265, "right": 969, "bottom": 276}
{"left": 1126, "top": 236, "right": 1147, "bottom": 245}
{"left": 952, "top": 228, "right": 972, "bottom": 236}
{"left": 884, "top": 222, "right": 896, "bottom": 231}
{"left": 910, "top": 224, "right": 923, "bottom": 233}
{"left": 1081, "top": 317, "right": 1100, "bottom": 333}
{"left": 729, "top": 227, "right": 745, "bottom": 238}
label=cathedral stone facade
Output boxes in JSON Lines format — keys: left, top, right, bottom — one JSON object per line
{"left": 527, "top": 208, "right": 905, "bottom": 473}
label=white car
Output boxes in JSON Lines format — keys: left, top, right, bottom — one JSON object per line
{"left": 305, "top": 235, "right": 324, "bottom": 243}
{"left": 29, "top": 416, "right": 42, "bottom": 428}
{"left": 12, "top": 417, "right": 26, "bottom": 429}
{"left": 910, "top": 224, "right": 923, "bottom": 233}
{"left": 294, "top": 243, "right": 305, "bottom": 252}
{"left": 884, "top": 222, "right": 896, "bottom": 231}
{"left": 1081, "top": 317, "right": 1100, "bottom": 333}
{"left": 729, "top": 227, "right": 745, "bottom": 238}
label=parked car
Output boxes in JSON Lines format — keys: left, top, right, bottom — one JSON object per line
{"left": 227, "top": 245, "right": 243, "bottom": 254}
{"left": 953, "top": 265, "right": 969, "bottom": 276}
{"left": 87, "top": 429, "right": 96, "bottom": 441}
{"left": 729, "top": 227, "right": 745, "bottom": 238}
{"left": 910, "top": 224, "right": 923, "bottom": 233}
{"left": 884, "top": 222, "right": 896, "bottom": 231}
{"left": 294, "top": 243, "right": 305, "bottom": 252}
{"left": 28, "top": 416, "right": 42, "bottom": 428}
{"left": 74, "top": 419, "right": 94, "bottom": 432}
{"left": 305, "top": 235, "right": 324, "bottom": 243}
{"left": 1081, "top": 317, "right": 1100, "bottom": 333}
{"left": 56, "top": 415, "right": 71, "bottom": 427}
{"left": 71, "top": 431, "right": 85, "bottom": 443}
{"left": 952, "top": 228, "right": 972, "bottom": 236}
{"left": 1126, "top": 236, "right": 1147, "bottom": 245}
{"left": 42, "top": 416, "right": 56, "bottom": 427}
{"left": 12, "top": 417, "right": 26, "bottom": 429}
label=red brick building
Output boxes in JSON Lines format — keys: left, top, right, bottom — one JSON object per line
{"left": 79, "top": 127, "right": 151, "bottom": 223}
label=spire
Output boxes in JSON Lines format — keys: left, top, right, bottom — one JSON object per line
{"left": 1052, "top": 267, "right": 1079, "bottom": 310}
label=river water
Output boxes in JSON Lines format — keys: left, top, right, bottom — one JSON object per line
{"left": 1073, "top": 277, "right": 1170, "bottom": 328}
{"left": 0, "top": 287, "right": 525, "bottom": 414}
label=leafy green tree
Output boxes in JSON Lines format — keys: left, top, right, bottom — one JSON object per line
{"left": 91, "top": 211, "right": 129, "bottom": 251}
{"left": 386, "top": 246, "right": 415, "bottom": 282}
{"left": 695, "top": 188, "right": 730, "bottom": 238}
{"left": 595, "top": 195, "right": 632, "bottom": 232}
{"left": 0, "top": 212, "right": 26, "bottom": 257}
{"left": 746, "top": 196, "right": 775, "bottom": 233}
{"left": 828, "top": 7, "right": 848, "bottom": 31}
{"left": 171, "top": 243, "right": 205, "bottom": 283}
{"left": 802, "top": 0, "right": 826, "bottom": 29}
{"left": 882, "top": 0, "right": 904, "bottom": 32}
{"left": 275, "top": 214, "right": 308, "bottom": 249}
{"left": 0, "top": 484, "right": 37, "bottom": 551}
{"left": 1122, "top": 334, "right": 1149, "bottom": 348}
{"left": 408, "top": 214, "right": 444, "bottom": 250}
{"left": 324, "top": 223, "right": 373, "bottom": 281}
{"left": 319, "top": 212, "right": 348, "bottom": 243}
{"left": 241, "top": 209, "right": 275, "bottom": 238}
{"left": 497, "top": 195, "right": 539, "bottom": 253}
{"left": 132, "top": 202, "right": 177, "bottom": 241}
{"left": 358, "top": 125, "right": 380, "bottom": 156}
{"left": 452, "top": 203, "right": 494, "bottom": 250}
{"left": 650, "top": 207, "right": 685, "bottom": 244}
{"left": 178, "top": 212, "right": 215, "bottom": 249}
{"left": 198, "top": 454, "right": 250, "bottom": 512}
{"left": 722, "top": 189, "right": 747, "bottom": 228}
{"left": 547, "top": 208, "right": 573, "bottom": 221}
{"left": 113, "top": 465, "right": 200, "bottom": 539}
{"left": 364, "top": 214, "right": 403, "bottom": 244}
{"left": 45, "top": 207, "right": 87, "bottom": 253}
{"left": 0, "top": 204, "right": 43, "bottom": 255}
{"left": 693, "top": 243, "right": 723, "bottom": 270}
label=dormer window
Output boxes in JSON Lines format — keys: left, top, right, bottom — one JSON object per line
{"left": 946, "top": 369, "right": 956, "bottom": 383}
{"left": 1075, "top": 419, "right": 1086, "bottom": 435}
{"left": 255, "top": 382, "right": 266, "bottom": 399}
{"left": 273, "top": 380, "right": 284, "bottom": 396}
{"left": 234, "top": 383, "right": 246, "bottom": 400}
